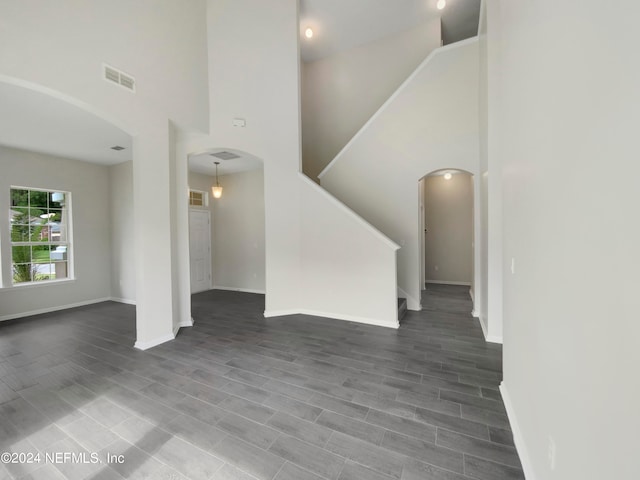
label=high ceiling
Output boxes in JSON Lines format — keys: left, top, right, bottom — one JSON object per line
{"left": 299, "top": 0, "right": 481, "bottom": 62}
{"left": 0, "top": 82, "right": 132, "bottom": 165}
{"left": 0, "top": 2, "right": 480, "bottom": 172}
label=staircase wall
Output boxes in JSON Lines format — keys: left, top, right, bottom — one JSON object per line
{"left": 320, "top": 39, "right": 481, "bottom": 311}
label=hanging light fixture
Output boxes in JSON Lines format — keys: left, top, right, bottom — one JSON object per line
{"left": 212, "top": 161, "right": 223, "bottom": 199}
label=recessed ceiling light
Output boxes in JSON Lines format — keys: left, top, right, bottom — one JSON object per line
{"left": 305, "top": 27, "right": 314, "bottom": 39}
{"left": 437, "top": 0, "right": 446, "bottom": 10}
{"left": 444, "top": 172, "right": 452, "bottom": 180}
{"left": 111, "top": 145, "right": 125, "bottom": 151}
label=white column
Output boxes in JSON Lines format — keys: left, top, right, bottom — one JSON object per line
{"left": 132, "top": 118, "right": 177, "bottom": 349}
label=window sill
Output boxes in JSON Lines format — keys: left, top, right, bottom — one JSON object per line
{"left": 0, "top": 278, "right": 76, "bottom": 291}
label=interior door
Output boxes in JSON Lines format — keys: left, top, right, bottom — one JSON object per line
{"left": 189, "top": 209, "right": 211, "bottom": 293}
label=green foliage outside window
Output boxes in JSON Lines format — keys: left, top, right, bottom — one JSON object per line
{"left": 10, "top": 188, "right": 68, "bottom": 283}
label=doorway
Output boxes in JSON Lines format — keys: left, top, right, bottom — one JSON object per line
{"left": 189, "top": 209, "right": 211, "bottom": 293}
{"left": 421, "top": 170, "right": 475, "bottom": 303}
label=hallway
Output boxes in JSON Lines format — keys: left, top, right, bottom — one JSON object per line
{"left": 0, "top": 287, "right": 522, "bottom": 479}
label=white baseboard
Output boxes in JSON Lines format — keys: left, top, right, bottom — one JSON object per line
{"left": 213, "top": 285, "right": 266, "bottom": 295}
{"left": 500, "top": 382, "right": 536, "bottom": 479}
{"left": 134, "top": 332, "right": 175, "bottom": 351}
{"left": 476, "top": 314, "right": 502, "bottom": 344}
{"left": 477, "top": 314, "right": 489, "bottom": 337}
{"left": 178, "top": 317, "right": 194, "bottom": 328}
{"left": 109, "top": 297, "right": 136, "bottom": 305}
{"left": 426, "top": 280, "right": 472, "bottom": 286}
{"left": 264, "top": 309, "right": 399, "bottom": 329}
{"left": 0, "top": 297, "right": 112, "bottom": 322}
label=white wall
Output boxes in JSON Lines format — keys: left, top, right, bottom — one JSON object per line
{"left": 320, "top": 40, "right": 481, "bottom": 312}
{"left": 189, "top": 169, "right": 266, "bottom": 294}
{"left": 0, "top": 146, "right": 111, "bottom": 319}
{"left": 478, "top": 0, "right": 503, "bottom": 342}
{"left": 302, "top": 19, "right": 442, "bottom": 180}
{"left": 299, "top": 175, "right": 398, "bottom": 328}
{"left": 109, "top": 161, "right": 135, "bottom": 304}
{"left": 212, "top": 170, "right": 266, "bottom": 293}
{"left": 494, "top": 1, "right": 640, "bottom": 479}
{"left": 424, "top": 173, "right": 473, "bottom": 285}
{"left": 0, "top": 0, "right": 211, "bottom": 347}
{"left": 0, "top": 0, "right": 209, "bottom": 134}
{"left": 183, "top": 0, "right": 401, "bottom": 326}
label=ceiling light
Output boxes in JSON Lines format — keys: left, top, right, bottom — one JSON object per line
{"left": 444, "top": 172, "right": 452, "bottom": 180}
{"left": 437, "top": 0, "right": 446, "bottom": 10}
{"left": 304, "top": 27, "right": 314, "bottom": 39}
{"left": 212, "top": 161, "right": 223, "bottom": 199}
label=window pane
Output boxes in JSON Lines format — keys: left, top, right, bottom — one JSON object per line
{"left": 10, "top": 208, "right": 29, "bottom": 228}
{"left": 13, "top": 264, "right": 34, "bottom": 283}
{"left": 50, "top": 192, "right": 66, "bottom": 208}
{"left": 12, "top": 245, "right": 31, "bottom": 264}
{"left": 29, "top": 207, "right": 46, "bottom": 220}
{"left": 9, "top": 187, "right": 71, "bottom": 285}
{"left": 10, "top": 189, "right": 29, "bottom": 208}
{"left": 50, "top": 245, "right": 68, "bottom": 261}
{"left": 11, "top": 224, "right": 34, "bottom": 242}
{"left": 29, "top": 190, "right": 48, "bottom": 208}
{"left": 32, "top": 245, "right": 51, "bottom": 263}
{"left": 50, "top": 261, "right": 68, "bottom": 280}
{"left": 48, "top": 209, "right": 63, "bottom": 223}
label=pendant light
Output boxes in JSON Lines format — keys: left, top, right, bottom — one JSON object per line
{"left": 212, "top": 161, "right": 223, "bottom": 199}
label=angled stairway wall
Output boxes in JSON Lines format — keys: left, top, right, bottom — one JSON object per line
{"left": 319, "top": 38, "right": 481, "bottom": 312}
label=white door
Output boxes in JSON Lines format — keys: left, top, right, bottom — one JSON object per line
{"left": 189, "top": 209, "right": 211, "bottom": 293}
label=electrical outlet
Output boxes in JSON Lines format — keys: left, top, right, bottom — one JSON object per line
{"left": 548, "top": 436, "right": 556, "bottom": 470}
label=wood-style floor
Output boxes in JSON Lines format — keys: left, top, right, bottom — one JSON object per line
{"left": 0, "top": 285, "right": 524, "bottom": 480}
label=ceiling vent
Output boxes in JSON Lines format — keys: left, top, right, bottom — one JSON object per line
{"left": 210, "top": 151, "right": 240, "bottom": 160}
{"left": 103, "top": 64, "right": 136, "bottom": 93}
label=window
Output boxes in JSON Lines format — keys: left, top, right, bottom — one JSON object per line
{"left": 189, "top": 189, "right": 208, "bottom": 207}
{"left": 10, "top": 187, "right": 71, "bottom": 285}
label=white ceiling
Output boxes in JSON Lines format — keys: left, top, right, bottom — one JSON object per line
{"left": 189, "top": 149, "right": 263, "bottom": 177}
{"left": 0, "top": 82, "right": 132, "bottom": 165}
{"left": 299, "top": 0, "right": 442, "bottom": 62}
{"left": 0, "top": 1, "right": 479, "bottom": 171}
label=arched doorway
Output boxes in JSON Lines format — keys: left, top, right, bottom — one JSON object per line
{"left": 419, "top": 168, "right": 477, "bottom": 314}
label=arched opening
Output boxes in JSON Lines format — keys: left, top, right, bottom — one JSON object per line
{"left": 419, "top": 168, "right": 477, "bottom": 315}
{"left": 0, "top": 79, "right": 136, "bottom": 321}
{"left": 186, "top": 148, "right": 266, "bottom": 311}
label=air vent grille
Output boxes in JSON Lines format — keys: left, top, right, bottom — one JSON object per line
{"left": 103, "top": 64, "right": 136, "bottom": 92}
{"left": 210, "top": 151, "right": 240, "bottom": 160}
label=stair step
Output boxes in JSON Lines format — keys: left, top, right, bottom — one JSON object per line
{"left": 398, "top": 297, "right": 408, "bottom": 322}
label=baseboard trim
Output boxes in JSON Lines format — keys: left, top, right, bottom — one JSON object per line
{"left": 109, "top": 297, "right": 136, "bottom": 306}
{"left": 500, "top": 382, "right": 536, "bottom": 479}
{"left": 134, "top": 332, "right": 175, "bottom": 351}
{"left": 264, "top": 309, "right": 399, "bottom": 329}
{"left": 0, "top": 297, "right": 112, "bottom": 322}
{"left": 213, "top": 286, "right": 266, "bottom": 295}
{"left": 178, "top": 317, "right": 194, "bottom": 328}
{"left": 426, "top": 280, "right": 472, "bottom": 286}
{"left": 477, "top": 314, "right": 489, "bottom": 337}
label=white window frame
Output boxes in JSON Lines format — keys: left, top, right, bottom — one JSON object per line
{"left": 8, "top": 186, "right": 74, "bottom": 287}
